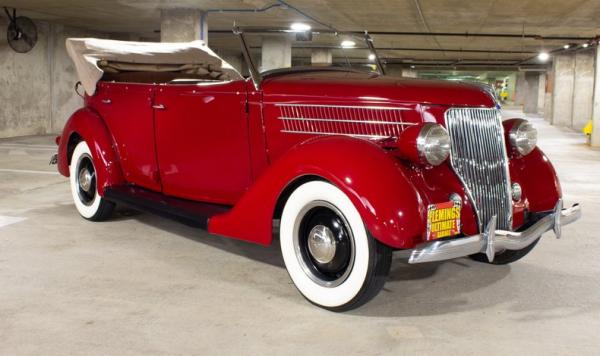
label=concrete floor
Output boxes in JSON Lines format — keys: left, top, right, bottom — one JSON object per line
{"left": 0, "top": 110, "right": 598, "bottom": 355}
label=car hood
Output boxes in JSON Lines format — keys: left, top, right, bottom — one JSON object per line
{"left": 261, "top": 70, "right": 495, "bottom": 108}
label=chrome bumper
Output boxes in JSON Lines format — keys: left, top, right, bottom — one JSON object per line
{"left": 409, "top": 200, "right": 581, "bottom": 264}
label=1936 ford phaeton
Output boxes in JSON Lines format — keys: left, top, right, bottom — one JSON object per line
{"left": 55, "top": 31, "right": 581, "bottom": 311}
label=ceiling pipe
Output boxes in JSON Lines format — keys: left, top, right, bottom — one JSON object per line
{"left": 249, "top": 45, "right": 537, "bottom": 55}
{"left": 275, "top": 0, "right": 338, "bottom": 32}
{"left": 199, "top": 3, "right": 285, "bottom": 41}
{"left": 210, "top": 28, "right": 597, "bottom": 42}
{"left": 199, "top": 1, "right": 339, "bottom": 41}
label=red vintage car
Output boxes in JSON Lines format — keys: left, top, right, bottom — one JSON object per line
{"left": 55, "top": 32, "right": 580, "bottom": 311}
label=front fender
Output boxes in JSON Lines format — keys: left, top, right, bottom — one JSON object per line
{"left": 209, "top": 136, "right": 425, "bottom": 248}
{"left": 57, "top": 108, "right": 125, "bottom": 195}
{"left": 509, "top": 147, "right": 562, "bottom": 212}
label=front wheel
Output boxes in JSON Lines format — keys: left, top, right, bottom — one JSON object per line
{"left": 69, "top": 140, "right": 115, "bottom": 221}
{"left": 280, "top": 181, "right": 392, "bottom": 311}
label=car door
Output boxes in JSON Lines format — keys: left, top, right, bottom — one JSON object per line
{"left": 153, "top": 80, "right": 251, "bottom": 205}
{"left": 92, "top": 82, "right": 161, "bottom": 192}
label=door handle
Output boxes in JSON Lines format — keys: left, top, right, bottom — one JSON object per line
{"left": 101, "top": 99, "right": 112, "bottom": 104}
{"left": 152, "top": 104, "right": 165, "bottom": 110}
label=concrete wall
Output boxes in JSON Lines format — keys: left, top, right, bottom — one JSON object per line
{"left": 0, "top": 18, "right": 107, "bottom": 138}
{"left": 0, "top": 18, "right": 51, "bottom": 137}
{"left": 592, "top": 46, "right": 600, "bottom": 147}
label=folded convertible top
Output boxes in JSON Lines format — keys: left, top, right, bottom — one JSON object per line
{"left": 66, "top": 38, "right": 243, "bottom": 95}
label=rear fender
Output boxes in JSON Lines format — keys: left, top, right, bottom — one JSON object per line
{"left": 209, "top": 136, "right": 425, "bottom": 248}
{"left": 57, "top": 108, "right": 124, "bottom": 195}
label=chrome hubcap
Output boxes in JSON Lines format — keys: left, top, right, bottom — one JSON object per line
{"left": 75, "top": 153, "right": 96, "bottom": 206}
{"left": 293, "top": 201, "right": 355, "bottom": 288}
{"left": 78, "top": 168, "right": 93, "bottom": 192}
{"left": 307, "top": 225, "right": 337, "bottom": 264}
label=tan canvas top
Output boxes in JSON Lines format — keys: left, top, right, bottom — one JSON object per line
{"left": 66, "top": 38, "right": 243, "bottom": 95}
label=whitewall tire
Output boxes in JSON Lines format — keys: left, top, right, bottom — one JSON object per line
{"left": 280, "top": 180, "right": 392, "bottom": 311}
{"left": 69, "top": 140, "right": 115, "bottom": 221}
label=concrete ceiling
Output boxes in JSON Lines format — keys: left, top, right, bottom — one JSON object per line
{"left": 1, "top": 0, "right": 599, "bottom": 67}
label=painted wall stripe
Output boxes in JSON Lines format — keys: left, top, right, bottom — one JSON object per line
{"left": 0, "top": 216, "right": 27, "bottom": 228}
{"left": 0, "top": 168, "right": 60, "bottom": 175}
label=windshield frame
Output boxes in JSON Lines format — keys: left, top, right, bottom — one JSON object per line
{"left": 233, "top": 27, "right": 385, "bottom": 89}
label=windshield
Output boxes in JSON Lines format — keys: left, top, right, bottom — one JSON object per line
{"left": 211, "top": 29, "right": 383, "bottom": 81}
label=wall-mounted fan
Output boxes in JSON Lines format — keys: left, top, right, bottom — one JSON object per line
{"left": 4, "top": 7, "right": 37, "bottom": 53}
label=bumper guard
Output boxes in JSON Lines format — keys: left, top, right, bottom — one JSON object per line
{"left": 409, "top": 200, "right": 581, "bottom": 264}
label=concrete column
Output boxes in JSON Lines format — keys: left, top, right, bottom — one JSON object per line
{"left": 311, "top": 50, "right": 332, "bottom": 66}
{"left": 551, "top": 54, "right": 576, "bottom": 126}
{"left": 537, "top": 73, "right": 546, "bottom": 114}
{"left": 261, "top": 37, "right": 291, "bottom": 72}
{"left": 514, "top": 72, "right": 527, "bottom": 107}
{"left": 160, "top": 8, "right": 207, "bottom": 43}
{"left": 402, "top": 68, "right": 418, "bottom": 78}
{"left": 591, "top": 46, "right": 600, "bottom": 147}
{"left": 572, "top": 51, "right": 595, "bottom": 131}
{"left": 383, "top": 65, "right": 403, "bottom": 77}
{"left": 222, "top": 54, "right": 243, "bottom": 74}
{"left": 544, "top": 70, "right": 553, "bottom": 121}
{"left": 523, "top": 72, "right": 540, "bottom": 114}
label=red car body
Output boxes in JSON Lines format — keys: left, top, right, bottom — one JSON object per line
{"left": 56, "top": 70, "right": 562, "bottom": 250}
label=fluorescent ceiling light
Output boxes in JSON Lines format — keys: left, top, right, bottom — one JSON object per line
{"left": 538, "top": 52, "right": 550, "bottom": 62}
{"left": 368, "top": 54, "right": 376, "bottom": 61}
{"left": 290, "top": 23, "right": 311, "bottom": 32}
{"left": 582, "top": 43, "right": 589, "bottom": 48}
{"left": 563, "top": 44, "right": 570, "bottom": 49}
{"left": 341, "top": 40, "right": 356, "bottom": 48}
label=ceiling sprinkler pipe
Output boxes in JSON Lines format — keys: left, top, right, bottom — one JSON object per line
{"left": 200, "top": 2, "right": 285, "bottom": 41}
{"left": 199, "top": 1, "right": 338, "bottom": 41}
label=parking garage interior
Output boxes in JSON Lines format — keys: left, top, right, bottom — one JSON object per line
{"left": 0, "top": 1, "right": 599, "bottom": 355}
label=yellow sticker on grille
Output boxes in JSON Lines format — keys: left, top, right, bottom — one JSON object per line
{"left": 426, "top": 200, "right": 461, "bottom": 240}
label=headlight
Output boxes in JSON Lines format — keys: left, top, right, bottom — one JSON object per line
{"left": 416, "top": 124, "right": 451, "bottom": 166}
{"left": 509, "top": 119, "right": 537, "bottom": 156}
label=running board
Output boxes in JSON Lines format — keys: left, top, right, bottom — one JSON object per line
{"left": 104, "top": 185, "right": 231, "bottom": 229}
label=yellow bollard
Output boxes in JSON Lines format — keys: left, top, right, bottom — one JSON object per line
{"left": 583, "top": 120, "right": 593, "bottom": 145}
{"left": 583, "top": 120, "right": 593, "bottom": 136}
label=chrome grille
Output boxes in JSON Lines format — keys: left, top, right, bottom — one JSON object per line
{"left": 276, "top": 103, "right": 416, "bottom": 139}
{"left": 445, "top": 108, "right": 512, "bottom": 231}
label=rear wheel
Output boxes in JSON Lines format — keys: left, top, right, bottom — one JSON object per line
{"left": 69, "top": 141, "right": 115, "bottom": 221}
{"left": 280, "top": 181, "right": 392, "bottom": 311}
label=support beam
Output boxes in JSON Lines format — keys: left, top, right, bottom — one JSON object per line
{"left": 261, "top": 37, "right": 291, "bottom": 72}
{"left": 551, "top": 54, "right": 576, "bottom": 126}
{"left": 592, "top": 46, "right": 600, "bottom": 147}
{"left": 160, "top": 9, "right": 206, "bottom": 43}
{"left": 311, "top": 49, "right": 332, "bottom": 66}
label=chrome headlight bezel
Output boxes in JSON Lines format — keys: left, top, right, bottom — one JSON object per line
{"left": 417, "top": 123, "right": 451, "bottom": 166}
{"left": 509, "top": 119, "right": 537, "bottom": 156}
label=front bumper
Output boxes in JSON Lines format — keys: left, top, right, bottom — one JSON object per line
{"left": 409, "top": 200, "right": 581, "bottom": 264}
